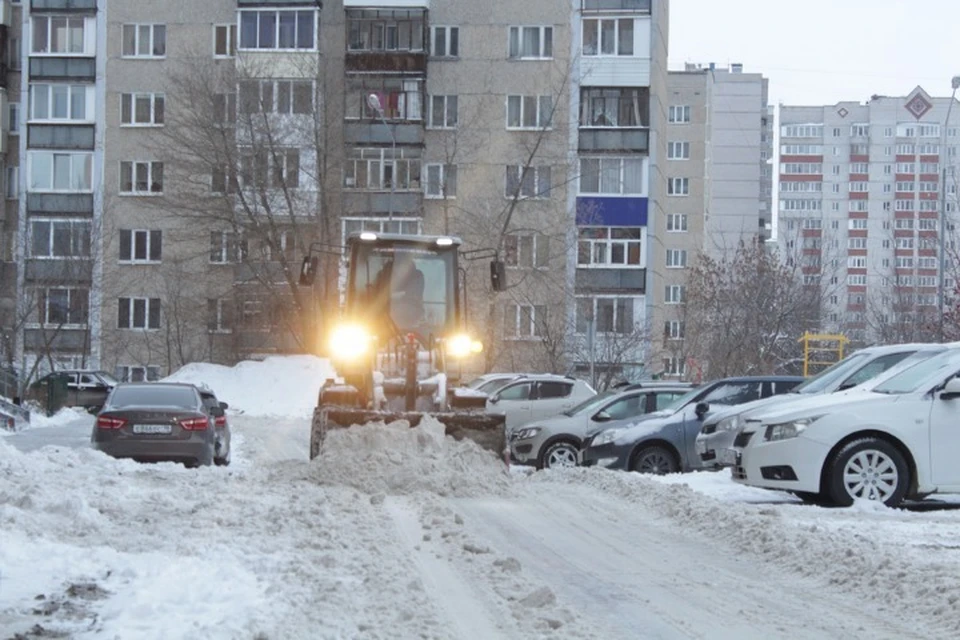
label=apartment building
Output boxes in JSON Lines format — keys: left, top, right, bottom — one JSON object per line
{"left": 0, "top": 0, "right": 21, "bottom": 368}
{"left": 779, "top": 87, "right": 959, "bottom": 345}
{"left": 9, "top": 0, "right": 668, "bottom": 384}
{"left": 657, "top": 63, "right": 771, "bottom": 377}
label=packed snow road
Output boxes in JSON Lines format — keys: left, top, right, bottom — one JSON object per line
{"left": 4, "top": 411, "right": 960, "bottom": 639}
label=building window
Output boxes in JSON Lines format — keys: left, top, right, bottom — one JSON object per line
{"left": 579, "top": 157, "right": 643, "bottom": 195}
{"left": 667, "top": 141, "right": 689, "bottom": 159}
{"left": 431, "top": 26, "right": 459, "bottom": 57}
{"left": 849, "top": 219, "right": 868, "bottom": 230}
{"left": 428, "top": 95, "right": 458, "bottom": 129}
{"left": 577, "top": 227, "right": 642, "bottom": 267}
{"left": 37, "top": 288, "right": 88, "bottom": 326}
{"left": 663, "top": 356, "right": 686, "bottom": 377}
{"left": 503, "top": 303, "right": 546, "bottom": 338}
{"left": 667, "top": 177, "right": 689, "bottom": 195}
{"left": 8, "top": 36, "right": 20, "bottom": 70}
{"left": 213, "top": 24, "right": 237, "bottom": 57}
{"left": 342, "top": 217, "right": 421, "bottom": 244}
{"left": 120, "top": 93, "right": 164, "bottom": 126}
{"left": 116, "top": 365, "right": 162, "bottom": 382}
{"left": 239, "top": 10, "right": 316, "bottom": 50}
{"left": 30, "top": 84, "right": 92, "bottom": 122}
{"left": 506, "top": 95, "right": 553, "bottom": 129}
{"left": 780, "top": 163, "right": 823, "bottom": 174}
{"left": 29, "top": 152, "right": 93, "bottom": 192}
{"left": 581, "top": 87, "right": 647, "bottom": 127}
{"left": 120, "top": 161, "right": 163, "bottom": 194}
{"left": 667, "top": 213, "right": 688, "bottom": 232}
{"left": 668, "top": 105, "right": 691, "bottom": 123}
{"left": 505, "top": 165, "right": 551, "bottom": 199}
{"left": 781, "top": 124, "right": 824, "bottom": 138}
{"left": 576, "top": 297, "right": 637, "bottom": 334}
{"left": 344, "top": 147, "right": 421, "bottom": 190}
{"left": 664, "top": 320, "right": 685, "bottom": 340}
{"left": 239, "top": 79, "right": 314, "bottom": 115}
{"left": 121, "top": 24, "right": 166, "bottom": 58}
{"left": 508, "top": 25, "right": 553, "bottom": 59}
{"left": 210, "top": 231, "right": 247, "bottom": 264}
{"left": 666, "top": 248, "right": 687, "bottom": 268}
{"left": 665, "top": 285, "right": 685, "bottom": 304}
{"left": 582, "top": 17, "right": 634, "bottom": 56}
{"left": 206, "top": 299, "right": 234, "bottom": 333}
{"left": 505, "top": 233, "right": 549, "bottom": 269}
{"left": 213, "top": 93, "right": 237, "bottom": 125}
{"left": 236, "top": 149, "right": 300, "bottom": 190}
{"left": 347, "top": 10, "right": 424, "bottom": 52}
{"left": 119, "top": 229, "right": 162, "bottom": 263}
{"left": 5, "top": 166, "right": 17, "bottom": 199}
{"left": 424, "top": 164, "right": 457, "bottom": 198}
{"left": 8, "top": 103, "right": 19, "bottom": 135}
{"left": 30, "top": 219, "right": 91, "bottom": 258}
{"left": 118, "top": 297, "right": 161, "bottom": 330}
{"left": 32, "top": 16, "right": 90, "bottom": 55}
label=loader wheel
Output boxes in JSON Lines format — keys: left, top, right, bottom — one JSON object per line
{"left": 309, "top": 408, "right": 326, "bottom": 461}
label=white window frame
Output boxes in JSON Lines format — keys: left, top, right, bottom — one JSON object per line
{"left": 29, "top": 84, "right": 94, "bottom": 123}
{"left": 213, "top": 23, "right": 238, "bottom": 58}
{"left": 578, "top": 157, "right": 644, "bottom": 195}
{"left": 29, "top": 218, "right": 90, "bottom": 259}
{"left": 666, "top": 213, "right": 688, "bottom": 232}
{"left": 506, "top": 95, "right": 553, "bottom": 130}
{"left": 577, "top": 226, "right": 643, "bottom": 268}
{"left": 581, "top": 17, "right": 635, "bottom": 57}
{"left": 667, "top": 141, "right": 689, "bottom": 160}
{"left": 121, "top": 23, "right": 166, "bottom": 58}
{"left": 118, "top": 297, "right": 161, "bottom": 330}
{"left": 207, "top": 299, "right": 233, "bottom": 333}
{"left": 576, "top": 296, "right": 638, "bottom": 335}
{"left": 503, "top": 303, "right": 546, "bottom": 339}
{"left": 31, "top": 16, "right": 94, "bottom": 56}
{"left": 508, "top": 25, "right": 553, "bottom": 59}
{"left": 344, "top": 147, "right": 421, "bottom": 191}
{"left": 665, "top": 320, "right": 685, "bottom": 341}
{"left": 505, "top": 165, "right": 551, "bottom": 199}
{"left": 424, "top": 163, "right": 457, "bottom": 199}
{"left": 341, "top": 218, "right": 422, "bottom": 245}
{"left": 238, "top": 9, "right": 317, "bottom": 51}
{"left": 668, "top": 105, "right": 691, "bottom": 123}
{"left": 28, "top": 151, "right": 93, "bottom": 193}
{"left": 664, "top": 285, "right": 685, "bottom": 304}
{"left": 667, "top": 177, "right": 689, "bottom": 196}
{"left": 120, "top": 93, "right": 165, "bottom": 126}
{"left": 119, "top": 229, "right": 162, "bottom": 264}
{"left": 427, "top": 95, "right": 458, "bottom": 129}
{"left": 430, "top": 25, "right": 459, "bottom": 57}
{"left": 504, "top": 233, "right": 550, "bottom": 269}
{"left": 209, "top": 231, "right": 247, "bottom": 264}
{"left": 665, "top": 248, "right": 687, "bottom": 268}
{"left": 34, "top": 287, "right": 89, "bottom": 328}
{"left": 120, "top": 161, "right": 164, "bottom": 195}
{"left": 116, "top": 365, "right": 162, "bottom": 383}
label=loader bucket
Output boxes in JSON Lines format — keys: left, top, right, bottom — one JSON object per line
{"left": 309, "top": 406, "right": 507, "bottom": 464}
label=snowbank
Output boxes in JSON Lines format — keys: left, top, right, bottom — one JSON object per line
{"left": 163, "top": 355, "right": 333, "bottom": 418}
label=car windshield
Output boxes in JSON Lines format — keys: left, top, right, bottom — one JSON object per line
{"left": 110, "top": 385, "right": 198, "bottom": 409}
{"left": 873, "top": 350, "right": 960, "bottom": 395}
{"left": 791, "top": 353, "right": 869, "bottom": 394}
{"left": 563, "top": 390, "right": 618, "bottom": 416}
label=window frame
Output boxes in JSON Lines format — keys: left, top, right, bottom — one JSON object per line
{"left": 430, "top": 25, "right": 459, "bottom": 57}
{"left": 578, "top": 156, "right": 644, "bottom": 196}
{"left": 427, "top": 94, "right": 458, "bottom": 129}
{"left": 238, "top": 9, "right": 317, "bottom": 51}
{"left": 667, "top": 177, "right": 689, "bottom": 196}
{"left": 120, "top": 92, "right": 165, "bottom": 127}
{"left": 29, "top": 84, "right": 94, "bottom": 123}
{"left": 506, "top": 94, "right": 553, "bottom": 130}
{"left": 667, "top": 140, "right": 689, "bottom": 160}
{"left": 581, "top": 17, "right": 635, "bottom": 57}
{"left": 341, "top": 217, "right": 422, "bottom": 245}
{"left": 668, "top": 105, "right": 691, "bottom": 124}
{"left": 665, "top": 248, "right": 688, "bottom": 268}
{"left": 119, "top": 229, "right": 162, "bottom": 264}
{"left": 31, "top": 16, "right": 91, "bottom": 56}
{"left": 424, "top": 163, "right": 457, "bottom": 199}
{"left": 504, "top": 232, "right": 550, "bottom": 269}
{"left": 119, "top": 161, "right": 164, "bottom": 195}
{"left": 28, "top": 151, "right": 94, "bottom": 193}
{"left": 117, "top": 297, "right": 162, "bottom": 330}
{"left": 121, "top": 23, "right": 167, "bottom": 59}
{"left": 213, "top": 23, "right": 238, "bottom": 58}
{"left": 507, "top": 25, "right": 553, "bottom": 60}
{"left": 34, "top": 287, "right": 89, "bottom": 328}
{"left": 577, "top": 226, "right": 643, "bottom": 268}
{"left": 576, "top": 295, "right": 639, "bottom": 334}
{"left": 29, "top": 218, "right": 91, "bottom": 259}
{"left": 207, "top": 298, "right": 234, "bottom": 333}
{"left": 503, "top": 302, "right": 547, "bottom": 339}
{"left": 504, "top": 165, "right": 551, "bottom": 199}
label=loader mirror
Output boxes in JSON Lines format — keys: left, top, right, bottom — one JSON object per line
{"left": 299, "top": 256, "right": 318, "bottom": 286}
{"left": 490, "top": 260, "right": 507, "bottom": 292}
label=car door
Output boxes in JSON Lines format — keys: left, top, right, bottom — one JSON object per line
{"left": 927, "top": 377, "right": 960, "bottom": 487}
{"left": 530, "top": 381, "right": 574, "bottom": 421}
{"left": 489, "top": 381, "right": 534, "bottom": 430}
{"left": 77, "top": 373, "right": 107, "bottom": 407}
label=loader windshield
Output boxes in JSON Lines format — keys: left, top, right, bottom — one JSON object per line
{"left": 350, "top": 241, "right": 456, "bottom": 336}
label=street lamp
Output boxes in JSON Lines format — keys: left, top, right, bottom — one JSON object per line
{"left": 938, "top": 75, "right": 960, "bottom": 341}
{"left": 366, "top": 93, "right": 397, "bottom": 221}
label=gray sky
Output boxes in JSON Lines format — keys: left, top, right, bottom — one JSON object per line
{"left": 669, "top": 0, "right": 960, "bottom": 106}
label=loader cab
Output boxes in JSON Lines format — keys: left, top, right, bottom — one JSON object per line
{"left": 345, "top": 233, "right": 461, "bottom": 340}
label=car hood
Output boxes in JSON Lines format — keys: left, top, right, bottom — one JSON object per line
{"left": 741, "top": 391, "right": 884, "bottom": 426}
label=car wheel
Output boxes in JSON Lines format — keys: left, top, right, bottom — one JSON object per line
{"left": 825, "top": 438, "right": 909, "bottom": 507}
{"left": 629, "top": 445, "right": 678, "bottom": 475}
{"left": 538, "top": 440, "right": 579, "bottom": 470}
{"left": 214, "top": 452, "right": 231, "bottom": 467}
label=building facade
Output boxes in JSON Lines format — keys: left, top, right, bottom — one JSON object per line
{"left": 8, "top": 0, "right": 668, "bottom": 386}
{"left": 779, "top": 88, "right": 959, "bottom": 345}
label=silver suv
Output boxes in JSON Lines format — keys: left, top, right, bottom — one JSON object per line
{"left": 486, "top": 374, "right": 596, "bottom": 431}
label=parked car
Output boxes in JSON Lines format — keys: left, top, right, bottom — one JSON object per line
{"left": 91, "top": 382, "right": 223, "bottom": 467}
{"left": 198, "top": 386, "right": 231, "bottom": 466}
{"left": 510, "top": 381, "right": 693, "bottom": 469}
{"left": 730, "top": 347, "right": 960, "bottom": 507}
{"left": 695, "top": 343, "right": 945, "bottom": 468}
{"left": 28, "top": 370, "right": 119, "bottom": 413}
{"left": 464, "top": 373, "right": 526, "bottom": 394}
{"left": 486, "top": 375, "right": 596, "bottom": 431}
{"left": 581, "top": 376, "right": 804, "bottom": 474}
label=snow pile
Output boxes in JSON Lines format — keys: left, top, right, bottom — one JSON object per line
{"left": 22, "top": 406, "right": 92, "bottom": 430}
{"left": 307, "top": 416, "right": 510, "bottom": 497}
{"left": 163, "top": 355, "right": 333, "bottom": 418}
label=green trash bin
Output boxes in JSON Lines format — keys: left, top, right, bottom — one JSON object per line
{"left": 45, "top": 373, "right": 70, "bottom": 416}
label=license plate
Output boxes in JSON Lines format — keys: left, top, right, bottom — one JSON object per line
{"left": 695, "top": 440, "right": 707, "bottom": 455}
{"left": 133, "top": 424, "right": 172, "bottom": 435}
{"left": 719, "top": 449, "right": 739, "bottom": 466}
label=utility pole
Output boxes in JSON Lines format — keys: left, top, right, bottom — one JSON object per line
{"left": 938, "top": 76, "right": 960, "bottom": 342}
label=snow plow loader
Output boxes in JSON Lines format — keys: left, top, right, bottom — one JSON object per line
{"left": 299, "top": 231, "right": 508, "bottom": 462}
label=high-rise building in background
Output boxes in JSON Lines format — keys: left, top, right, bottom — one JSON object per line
{"left": 779, "top": 88, "right": 959, "bottom": 345}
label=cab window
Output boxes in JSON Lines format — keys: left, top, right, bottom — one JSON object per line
{"left": 497, "top": 382, "right": 533, "bottom": 401}
{"left": 536, "top": 381, "right": 572, "bottom": 399}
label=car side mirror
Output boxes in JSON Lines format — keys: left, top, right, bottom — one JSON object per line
{"left": 299, "top": 256, "right": 318, "bottom": 286}
{"left": 490, "top": 260, "right": 507, "bottom": 292}
{"left": 695, "top": 402, "right": 710, "bottom": 419}
{"left": 593, "top": 410, "right": 612, "bottom": 423}
{"left": 488, "top": 394, "right": 500, "bottom": 405}
{"left": 837, "top": 382, "right": 855, "bottom": 391}
{"left": 941, "top": 377, "right": 960, "bottom": 399}
{"left": 210, "top": 406, "right": 225, "bottom": 417}
{"left": 219, "top": 401, "right": 229, "bottom": 410}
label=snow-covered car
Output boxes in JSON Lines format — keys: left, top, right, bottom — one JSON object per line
{"left": 509, "top": 382, "right": 693, "bottom": 469}
{"left": 486, "top": 375, "right": 596, "bottom": 431}
{"left": 581, "top": 376, "right": 804, "bottom": 474}
{"left": 695, "top": 343, "right": 946, "bottom": 468}
{"left": 730, "top": 347, "right": 960, "bottom": 507}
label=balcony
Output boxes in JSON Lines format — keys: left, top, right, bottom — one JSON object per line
{"left": 344, "top": 122, "right": 423, "bottom": 146}
{"left": 342, "top": 191, "right": 422, "bottom": 216}
{"left": 29, "top": 57, "right": 95, "bottom": 81}
{"left": 28, "top": 124, "right": 95, "bottom": 150}
{"left": 24, "top": 258, "right": 92, "bottom": 283}
{"left": 345, "top": 9, "right": 426, "bottom": 74}
{"left": 582, "top": 0, "right": 650, "bottom": 11}
{"left": 24, "top": 328, "right": 89, "bottom": 351}
{"left": 579, "top": 87, "right": 649, "bottom": 151}
{"left": 579, "top": 127, "right": 648, "bottom": 153}
{"left": 31, "top": 0, "right": 97, "bottom": 10}
{"left": 575, "top": 268, "right": 646, "bottom": 294}
{"left": 27, "top": 193, "right": 94, "bottom": 215}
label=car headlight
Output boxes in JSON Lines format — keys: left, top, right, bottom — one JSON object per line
{"left": 718, "top": 415, "right": 743, "bottom": 432}
{"left": 764, "top": 417, "right": 821, "bottom": 442}
{"left": 446, "top": 334, "right": 482, "bottom": 358}
{"left": 513, "top": 427, "right": 541, "bottom": 440}
{"left": 592, "top": 428, "right": 623, "bottom": 447}
{"left": 329, "top": 324, "right": 372, "bottom": 360}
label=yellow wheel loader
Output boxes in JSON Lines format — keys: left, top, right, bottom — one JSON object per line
{"left": 299, "top": 231, "right": 508, "bottom": 462}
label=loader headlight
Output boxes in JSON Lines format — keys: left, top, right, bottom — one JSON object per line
{"left": 329, "top": 324, "right": 372, "bottom": 360}
{"left": 447, "top": 334, "right": 483, "bottom": 358}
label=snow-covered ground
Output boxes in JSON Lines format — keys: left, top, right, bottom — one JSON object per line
{"left": 3, "top": 356, "right": 960, "bottom": 638}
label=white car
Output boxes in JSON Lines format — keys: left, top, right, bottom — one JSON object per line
{"left": 731, "top": 348, "right": 960, "bottom": 507}
{"left": 486, "top": 375, "right": 596, "bottom": 432}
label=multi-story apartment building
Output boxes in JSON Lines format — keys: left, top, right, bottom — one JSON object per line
{"left": 7, "top": 0, "right": 668, "bottom": 386}
{"left": 657, "top": 63, "right": 771, "bottom": 377}
{"left": 0, "top": 0, "right": 22, "bottom": 369}
{"left": 779, "top": 87, "right": 959, "bottom": 345}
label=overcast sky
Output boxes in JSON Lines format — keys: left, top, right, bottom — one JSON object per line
{"left": 669, "top": 0, "right": 960, "bottom": 106}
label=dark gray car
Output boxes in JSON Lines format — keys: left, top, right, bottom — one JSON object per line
{"left": 91, "top": 382, "right": 222, "bottom": 467}
{"left": 199, "top": 388, "right": 231, "bottom": 466}
{"left": 581, "top": 376, "right": 804, "bottom": 474}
